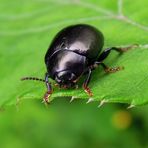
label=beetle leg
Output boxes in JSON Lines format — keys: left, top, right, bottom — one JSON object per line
{"left": 93, "top": 44, "right": 138, "bottom": 73}
{"left": 99, "top": 62, "right": 124, "bottom": 73}
{"left": 83, "top": 68, "right": 93, "bottom": 96}
{"left": 43, "top": 72, "right": 52, "bottom": 104}
{"left": 97, "top": 44, "right": 138, "bottom": 61}
{"left": 90, "top": 62, "right": 123, "bottom": 73}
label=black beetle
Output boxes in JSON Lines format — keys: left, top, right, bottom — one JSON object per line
{"left": 21, "top": 24, "right": 137, "bottom": 103}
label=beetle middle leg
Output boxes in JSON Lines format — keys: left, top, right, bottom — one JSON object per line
{"left": 90, "top": 61, "right": 123, "bottom": 73}
{"left": 43, "top": 72, "right": 52, "bottom": 104}
{"left": 99, "top": 62, "right": 124, "bottom": 73}
{"left": 93, "top": 44, "right": 138, "bottom": 73}
{"left": 82, "top": 68, "right": 93, "bottom": 96}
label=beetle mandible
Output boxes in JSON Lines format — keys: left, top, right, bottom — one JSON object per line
{"left": 21, "top": 24, "right": 137, "bottom": 103}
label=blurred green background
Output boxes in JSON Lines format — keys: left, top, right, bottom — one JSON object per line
{"left": 0, "top": 99, "right": 148, "bottom": 148}
{"left": 0, "top": 0, "right": 148, "bottom": 147}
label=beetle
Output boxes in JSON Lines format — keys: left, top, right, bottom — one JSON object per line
{"left": 21, "top": 24, "right": 137, "bottom": 103}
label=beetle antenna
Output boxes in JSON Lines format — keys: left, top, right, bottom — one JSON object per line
{"left": 21, "top": 77, "right": 45, "bottom": 82}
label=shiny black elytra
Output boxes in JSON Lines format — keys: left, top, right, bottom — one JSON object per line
{"left": 21, "top": 24, "right": 136, "bottom": 103}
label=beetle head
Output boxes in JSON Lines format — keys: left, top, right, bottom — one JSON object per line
{"left": 55, "top": 71, "right": 77, "bottom": 88}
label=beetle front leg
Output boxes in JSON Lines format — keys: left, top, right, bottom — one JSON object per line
{"left": 83, "top": 68, "right": 93, "bottom": 97}
{"left": 43, "top": 72, "right": 52, "bottom": 104}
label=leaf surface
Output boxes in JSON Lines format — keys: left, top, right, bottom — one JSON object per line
{"left": 0, "top": 0, "right": 148, "bottom": 106}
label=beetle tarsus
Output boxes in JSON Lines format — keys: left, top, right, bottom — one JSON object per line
{"left": 43, "top": 91, "right": 52, "bottom": 104}
{"left": 83, "top": 84, "right": 93, "bottom": 97}
{"left": 115, "top": 44, "right": 139, "bottom": 52}
{"left": 97, "top": 63, "right": 124, "bottom": 73}
{"left": 43, "top": 73, "right": 53, "bottom": 104}
{"left": 104, "top": 66, "right": 124, "bottom": 73}
{"left": 82, "top": 68, "right": 93, "bottom": 96}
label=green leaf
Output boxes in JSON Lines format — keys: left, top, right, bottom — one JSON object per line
{"left": 0, "top": 0, "right": 148, "bottom": 107}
